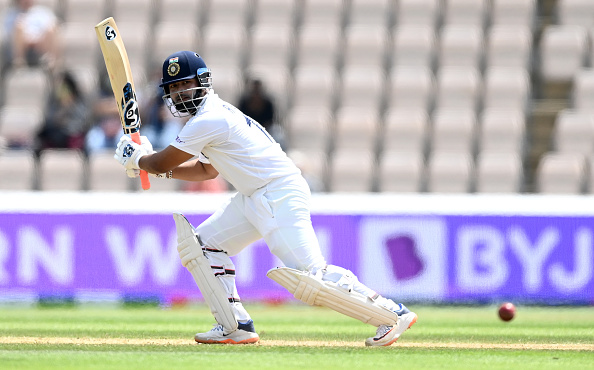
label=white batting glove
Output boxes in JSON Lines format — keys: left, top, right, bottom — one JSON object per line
{"left": 114, "top": 135, "right": 153, "bottom": 171}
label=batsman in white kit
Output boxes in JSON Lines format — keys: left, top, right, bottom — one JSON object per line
{"left": 114, "top": 51, "right": 417, "bottom": 346}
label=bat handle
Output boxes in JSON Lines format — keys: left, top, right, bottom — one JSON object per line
{"left": 130, "top": 131, "right": 151, "bottom": 190}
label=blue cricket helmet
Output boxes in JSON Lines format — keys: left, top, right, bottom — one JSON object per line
{"left": 159, "top": 51, "right": 212, "bottom": 93}
{"left": 160, "top": 51, "right": 213, "bottom": 117}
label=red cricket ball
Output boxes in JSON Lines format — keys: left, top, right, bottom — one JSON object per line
{"left": 498, "top": 302, "right": 516, "bottom": 321}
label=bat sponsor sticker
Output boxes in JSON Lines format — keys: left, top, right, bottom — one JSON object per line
{"left": 105, "top": 25, "right": 117, "bottom": 41}
{"left": 121, "top": 82, "right": 141, "bottom": 133}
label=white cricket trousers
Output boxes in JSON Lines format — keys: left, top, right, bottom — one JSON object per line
{"left": 196, "top": 174, "right": 327, "bottom": 271}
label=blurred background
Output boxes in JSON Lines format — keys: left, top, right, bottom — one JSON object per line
{"left": 2, "top": 0, "right": 593, "bottom": 194}
{"left": 1, "top": 0, "right": 593, "bottom": 307}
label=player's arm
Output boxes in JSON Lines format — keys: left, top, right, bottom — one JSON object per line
{"left": 139, "top": 145, "right": 219, "bottom": 181}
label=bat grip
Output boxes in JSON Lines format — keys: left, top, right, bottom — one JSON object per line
{"left": 130, "top": 131, "right": 151, "bottom": 190}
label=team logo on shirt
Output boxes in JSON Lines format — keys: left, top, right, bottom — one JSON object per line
{"left": 167, "top": 62, "right": 180, "bottom": 76}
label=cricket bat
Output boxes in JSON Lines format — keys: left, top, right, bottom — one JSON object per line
{"left": 95, "top": 17, "right": 150, "bottom": 190}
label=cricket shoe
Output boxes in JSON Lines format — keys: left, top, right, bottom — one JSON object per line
{"left": 195, "top": 320, "right": 260, "bottom": 344}
{"left": 365, "top": 310, "right": 418, "bottom": 347}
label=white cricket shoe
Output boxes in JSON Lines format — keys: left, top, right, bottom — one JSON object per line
{"left": 365, "top": 312, "right": 418, "bottom": 347}
{"left": 195, "top": 320, "right": 260, "bottom": 344}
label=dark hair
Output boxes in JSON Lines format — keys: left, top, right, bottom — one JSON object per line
{"left": 61, "top": 70, "right": 82, "bottom": 100}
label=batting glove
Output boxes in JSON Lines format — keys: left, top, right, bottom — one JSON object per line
{"left": 114, "top": 135, "right": 153, "bottom": 171}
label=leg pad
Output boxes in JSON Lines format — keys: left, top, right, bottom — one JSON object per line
{"left": 174, "top": 213, "right": 238, "bottom": 332}
{"left": 267, "top": 267, "right": 399, "bottom": 327}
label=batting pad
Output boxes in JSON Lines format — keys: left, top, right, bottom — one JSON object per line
{"left": 267, "top": 267, "right": 399, "bottom": 327}
{"left": 173, "top": 213, "right": 238, "bottom": 332}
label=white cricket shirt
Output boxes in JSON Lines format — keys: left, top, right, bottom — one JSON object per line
{"left": 170, "top": 91, "right": 301, "bottom": 196}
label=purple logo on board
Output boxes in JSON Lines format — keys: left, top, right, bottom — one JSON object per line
{"left": 385, "top": 235, "right": 425, "bottom": 280}
{"left": 359, "top": 217, "right": 447, "bottom": 300}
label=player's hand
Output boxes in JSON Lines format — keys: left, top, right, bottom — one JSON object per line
{"left": 126, "top": 169, "right": 140, "bottom": 178}
{"left": 127, "top": 169, "right": 166, "bottom": 179}
{"left": 114, "top": 135, "right": 152, "bottom": 170}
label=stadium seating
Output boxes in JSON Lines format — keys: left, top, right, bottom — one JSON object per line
{"left": 387, "top": 67, "right": 435, "bottom": 111}
{"left": 552, "top": 110, "right": 594, "bottom": 154}
{"left": 377, "top": 150, "right": 424, "bottom": 193}
{"left": 329, "top": 149, "right": 375, "bottom": 192}
{"left": 286, "top": 106, "right": 332, "bottom": 152}
{"left": 382, "top": 108, "right": 429, "bottom": 155}
{"left": 430, "top": 109, "right": 477, "bottom": 154}
{"left": 391, "top": 25, "right": 437, "bottom": 70}
{"left": 205, "top": 0, "right": 250, "bottom": 27}
{"left": 295, "top": 24, "right": 341, "bottom": 72}
{"left": 539, "top": 25, "right": 589, "bottom": 83}
{"left": 87, "top": 150, "right": 132, "bottom": 192}
{"left": 59, "top": 22, "right": 100, "bottom": 95}
{"left": 570, "top": 69, "right": 594, "bottom": 111}
{"left": 434, "top": 66, "right": 482, "bottom": 112}
{"left": 62, "top": 0, "right": 106, "bottom": 24}
{"left": 491, "top": 0, "right": 536, "bottom": 28}
{"left": 252, "top": 0, "right": 297, "bottom": 27}
{"left": 111, "top": 0, "right": 154, "bottom": 35}
{"left": 152, "top": 22, "right": 199, "bottom": 67}
{"left": 479, "top": 109, "right": 527, "bottom": 156}
{"left": 347, "top": 0, "right": 392, "bottom": 28}
{"left": 475, "top": 151, "right": 524, "bottom": 193}
{"left": 485, "top": 25, "right": 533, "bottom": 69}
{"left": 556, "top": 0, "right": 594, "bottom": 27}
{"left": 425, "top": 151, "right": 474, "bottom": 193}
{"left": 4, "top": 0, "right": 594, "bottom": 194}
{"left": 0, "top": 149, "right": 35, "bottom": 190}
{"left": 37, "top": 149, "right": 85, "bottom": 191}
{"left": 291, "top": 66, "right": 337, "bottom": 112}
{"left": 442, "top": 0, "right": 489, "bottom": 27}
{"left": 156, "top": 0, "right": 202, "bottom": 24}
{"left": 333, "top": 106, "right": 379, "bottom": 152}
{"left": 536, "top": 152, "right": 588, "bottom": 194}
{"left": 300, "top": 0, "right": 344, "bottom": 29}
{"left": 0, "top": 68, "right": 50, "bottom": 148}
{"left": 482, "top": 67, "right": 531, "bottom": 114}
{"left": 396, "top": 0, "right": 442, "bottom": 28}
{"left": 338, "top": 66, "right": 385, "bottom": 111}
{"left": 342, "top": 25, "right": 388, "bottom": 70}
{"left": 438, "top": 25, "right": 484, "bottom": 68}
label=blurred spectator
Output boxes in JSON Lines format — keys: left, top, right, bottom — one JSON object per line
{"left": 238, "top": 79, "right": 275, "bottom": 130}
{"left": 149, "top": 102, "right": 186, "bottom": 149}
{"left": 141, "top": 93, "right": 185, "bottom": 150}
{"left": 1, "top": 0, "right": 59, "bottom": 73}
{"left": 35, "top": 70, "right": 88, "bottom": 153}
{"left": 237, "top": 78, "right": 285, "bottom": 146}
{"left": 84, "top": 95, "right": 123, "bottom": 154}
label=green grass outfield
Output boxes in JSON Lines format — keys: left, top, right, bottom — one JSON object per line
{"left": 0, "top": 304, "right": 592, "bottom": 370}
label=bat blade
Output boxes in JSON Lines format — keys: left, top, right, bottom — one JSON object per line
{"left": 95, "top": 17, "right": 150, "bottom": 190}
